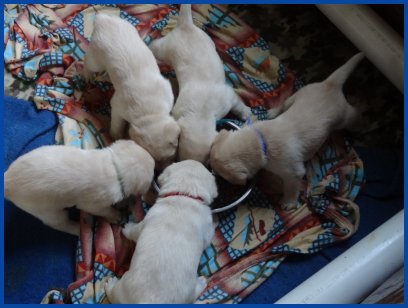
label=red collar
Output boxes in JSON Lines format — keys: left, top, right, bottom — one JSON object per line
{"left": 160, "top": 192, "right": 205, "bottom": 203}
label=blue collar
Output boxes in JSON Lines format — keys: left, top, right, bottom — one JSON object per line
{"left": 247, "top": 117, "right": 268, "bottom": 162}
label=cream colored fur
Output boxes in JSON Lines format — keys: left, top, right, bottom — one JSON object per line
{"left": 149, "top": 4, "right": 251, "bottom": 163}
{"left": 84, "top": 14, "right": 180, "bottom": 169}
{"left": 210, "top": 53, "right": 364, "bottom": 210}
{"left": 4, "top": 140, "right": 155, "bottom": 235}
{"left": 105, "top": 160, "right": 217, "bottom": 303}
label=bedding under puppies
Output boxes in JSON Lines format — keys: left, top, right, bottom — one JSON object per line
{"left": 84, "top": 13, "right": 180, "bottom": 169}
{"left": 4, "top": 140, "right": 155, "bottom": 236}
{"left": 210, "top": 53, "right": 364, "bottom": 210}
{"left": 149, "top": 4, "right": 252, "bottom": 163}
{"left": 105, "top": 160, "right": 218, "bottom": 304}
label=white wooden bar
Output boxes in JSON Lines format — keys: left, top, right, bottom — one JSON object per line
{"left": 275, "top": 210, "right": 404, "bottom": 304}
{"left": 317, "top": 4, "right": 404, "bottom": 93}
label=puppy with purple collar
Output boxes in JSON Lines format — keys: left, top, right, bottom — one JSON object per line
{"left": 105, "top": 160, "right": 218, "bottom": 303}
{"left": 210, "top": 53, "right": 364, "bottom": 210}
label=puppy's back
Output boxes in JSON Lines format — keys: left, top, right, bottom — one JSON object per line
{"left": 93, "top": 13, "right": 138, "bottom": 40}
{"left": 4, "top": 146, "right": 92, "bottom": 202}
{"left": 114, "top": 201, "right": 211, "bottom": 303}
{"left": 90, "top": 13, "right": 163, "bottom": 88}
{"left": 159, "top": 5, "right": 224, "bottom": 82}
{"left": 92, "top": 14, "right": 148, "bottom": 55}
{"left": 278, "top": 53, "right": 364, "bottom": 127}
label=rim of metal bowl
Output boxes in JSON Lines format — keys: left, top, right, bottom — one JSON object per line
{"left": 153, "top": 119, "right": 252, "bottom": 214}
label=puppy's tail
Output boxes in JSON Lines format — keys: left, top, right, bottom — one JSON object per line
{"left": 267, "top": 94, "right": 296, "bottom": 120}
{"left": 178, "top": 4, "right": 193, "bottom": 26}
{"left": 325, "top": 52, "right": 364, "bottom": 88}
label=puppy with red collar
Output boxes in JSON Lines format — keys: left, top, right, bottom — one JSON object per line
{"left": 105, "top": 160, "right": 218, "bottom": 303}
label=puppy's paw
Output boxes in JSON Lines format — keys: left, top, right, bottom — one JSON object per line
{"left": 106, "top": 276, "right": 118, "bottom": 286}
{"left": 197, "top": 276, "right": 207, "bottom": 286}
{"left": 267, "top": 107, "right": 282, "bottom": 119}
{"left": 281, "top": 200, "right": 299, "bottom": 211}
{"left": 231, "top": 104, "right": 252, "bottom": 122}
{"left": 121, "top": 222, "right": 138, "bottom": 239}
{"left": 105, "top": 276, "right": 119, "bottom": 292}
{"left": 248, "top": 113, "right": 259, "bottom": 123}
{"left": 239, "top": 107, "right": 253, "bottom": 121}
{"left": 81, "top": 65, "right": 93, "bottom": 83}
{"left": 148, "top": 39, "right": 159, "bottom": 51}
{"left": 195, "top": 276, "right": 208, "bottom": 298}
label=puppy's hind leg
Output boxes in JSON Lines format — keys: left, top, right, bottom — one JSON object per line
{"left": 80, "top": 201, "right": 122, "bottom": 224}
{"left": 105, "top": 276, "right": 120, "bottom": 304}
{"left": 41, "top": 209, "right": 80, "bottom": 236}
{"left": 121, "top": 221, "right": 145, "bottom": 241}
{"left": 194, "top": 276, "right": 207, "bottom": 299}
{"left": 267, "top": 95, "right": 296, "bottom": 119}
{"left": 84, "top": 43, "right": 104, "bottom": 73}
{"left": 228, "top": 88, "right": 252, "bottom": 120}
{"left": 149, "top": 36, "right": 172, "bottom": 63}
{"left": 279, "top": 163, "right": 305, "bottom": 211}
{"left": 204, "top": 221, "right": 215, "bottom": 248}
{"left": 338, "top": 105, "right": 361, "bottom": 133}
{"left": 98, "top": 207, "right": 123, "bottom": 225}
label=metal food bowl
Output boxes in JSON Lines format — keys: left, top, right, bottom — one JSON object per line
{"left": 153, "top": 119, "right": 253, "bottom": 214}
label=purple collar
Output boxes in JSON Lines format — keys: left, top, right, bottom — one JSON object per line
{"left": 247, "top": 117, "right": 268, "bottom": 162}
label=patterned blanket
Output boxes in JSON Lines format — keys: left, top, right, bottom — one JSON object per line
{"left": 4, "top": 4, "right": 364, "bottom": 304}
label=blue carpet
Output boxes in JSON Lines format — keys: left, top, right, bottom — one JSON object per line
{"left": 4, "top": 96, "right": 77, "bottom": 304}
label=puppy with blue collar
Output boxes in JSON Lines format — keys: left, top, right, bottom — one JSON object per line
{"left": 210, "top": 53, "right": 364, "bottom": 210}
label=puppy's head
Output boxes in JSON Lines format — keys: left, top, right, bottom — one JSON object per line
{"left": 109, "top": 140, "right": 155, "bottom": 195}
{"left": 158, "top": 160, "right": 218, "bottom": 205}
{"left": 129, "top": 115, "right": 180, "bottom": 170}
{"left": 176, "top": 117, "right": 217, "bottom": 164}
{"left": 210, "top": 130, "right": 251, "bottom": 185}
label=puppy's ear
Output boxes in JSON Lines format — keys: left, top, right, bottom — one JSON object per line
{"left": 232, "top": 170, "right": 248, "bottom": 185}
{"left": 229, "top": 161, "right": 249, "bottom": 185}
